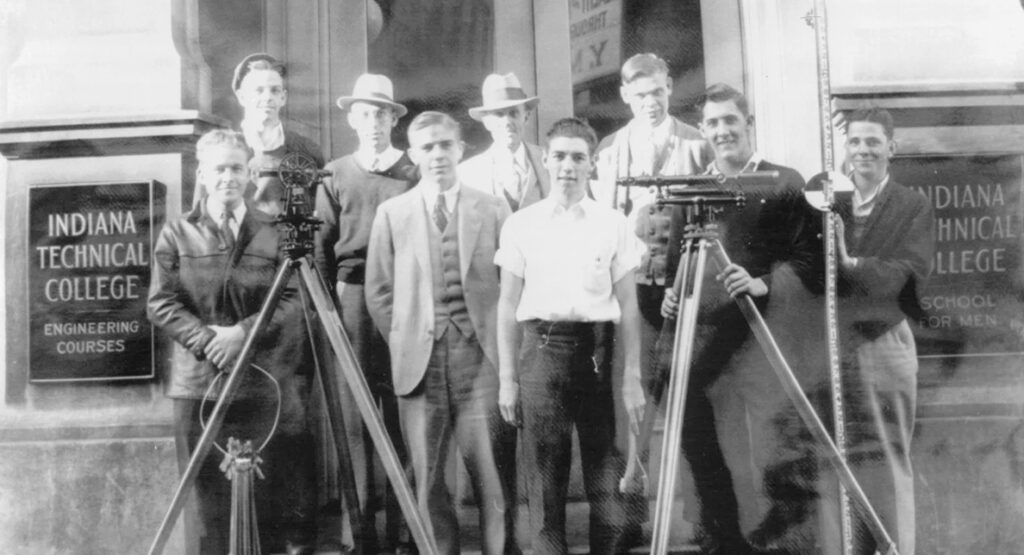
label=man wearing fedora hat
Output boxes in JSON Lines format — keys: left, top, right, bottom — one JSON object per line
{"left": 314, "top": 72, "right": 419, "bottom": 553}
{"left": 231, "top": 53, "right": 325, "bottom": 216}
{"left": 459, "top": 72, "right": 549, "bottom": 213}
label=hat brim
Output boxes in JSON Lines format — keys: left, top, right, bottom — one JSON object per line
{"left": 336, "top": 95, "right": 408, "bottom": 118}
{"left": 468, "top": 96, "right": 540, "bottom": 121}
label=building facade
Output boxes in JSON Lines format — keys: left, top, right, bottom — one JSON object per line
{"left": 1, "top": 0, "right": 1023, "bottom": 552}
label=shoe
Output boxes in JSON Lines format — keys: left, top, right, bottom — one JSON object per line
{"left": 394, "top": 541, "right": 419, "bottom": 555}
{"left": 285, "top": 541, "right": 316, "bottom": 555}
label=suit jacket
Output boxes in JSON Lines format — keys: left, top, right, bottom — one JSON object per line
{"left": 592, "top": 116, "right": 711, "bottom": 211}
{"left": 836, "top": 178, "right": 934, "bottom": 343}
{"left": 365, "top": 184, "right": 510, "bottom": 396}
{"left": 459, "top": 142, "right": 550, "bottom": 211}
{"left": 593, "top": 117, "right": 712, "bottom": 285}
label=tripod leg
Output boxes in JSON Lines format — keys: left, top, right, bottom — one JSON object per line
{"left": 650, "top": 238, "right": 710, "bottom": 555}
{"left": 300, "top": 285, "right": 365, "bottom": 554}
{"left": 707, "top": 239, "right": 899, "bottom": 555}
{"left": 297, "top": 259, "right": 439, "bottom": 555}
{"left": 148, "top": 259, "right": 297, "bottom": 555}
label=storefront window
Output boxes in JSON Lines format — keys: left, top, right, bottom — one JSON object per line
{"left": 368, "top": 0, "right": 494, "bottom": 152}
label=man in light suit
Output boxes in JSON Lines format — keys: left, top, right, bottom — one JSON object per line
{"left": 366, "top": 111, "right": 514, "bottom": 555}
{"left": 460, "top": 72, "right": 549, "bottom": 212}
{"left": 593, "top": 52, "right": 711, "bottom": 546}
{"left": 593, "top": 53, "right": 711, "bottom": 394}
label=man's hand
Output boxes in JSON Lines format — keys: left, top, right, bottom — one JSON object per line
{"left": 660, "top": 287, "right": 679, "bottom": 319}
{"left": 834, "top": 216, "right": 856, "bottom": 270}
{"left": 716, "top": 263, "right": 768, "bottom": 298}
{"left": 499, "top": 377, "right": 520, "bottom": 427}
{"left": 622, "top": 374, "right": 646, "bottom": 436}
{"left": 204, "top": 325, "right": 247, "bottom": 371}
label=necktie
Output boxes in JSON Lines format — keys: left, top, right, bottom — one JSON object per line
{"left": 433, "top": 193, "right": 449, "bottom": 232}
{"left": 513, "top": 158, "right": 528, "bottom": 198}
{"left": 219, "top": 210, "right": 235, "bottom": 250}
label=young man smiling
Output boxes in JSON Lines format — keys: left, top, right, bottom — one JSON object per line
{"left": 231, "top": 53, "right": 324, "bottom": 215}
{"left": 148, "top": 130, "right": 316, "bottom": 555}
{"left": 659, "top": 83, "right": 822, "bottom": 554}
{"left": 496, "top": 118, "right": 646, "bottom": 555}
{"left": 824, "top": 107, "right": 933, "bottom": 555}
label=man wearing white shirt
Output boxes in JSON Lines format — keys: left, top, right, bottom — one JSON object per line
{"left": 496, "top": 118, "right": 646, "bottom": 555}
{"left": 366, "top": 111, "right": 514, "bottom": 555}
{"left": 460, "top": 72, "right": 550, "bottom": 212}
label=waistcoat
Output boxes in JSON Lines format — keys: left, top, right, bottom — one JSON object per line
{"left": 427, "top": 205, "right": 474, "bottom": 338}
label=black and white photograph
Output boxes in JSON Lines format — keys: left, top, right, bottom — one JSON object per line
{"left": 1, "top": 1, "right": 1023, "bottom": 554}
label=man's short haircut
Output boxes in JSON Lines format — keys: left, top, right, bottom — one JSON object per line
{"left": 196, "top": 129, "right": 251, "bottom": 163}
{"left": 407, "top": 110, "right": 461, "bottom": 142}
{"left": 233, "top": 55, "right": 287, "bottom": 91}
{"left": 699, "top": 83, "right": 751, "bottom": 119}
{"left": 847, "top": 107, "right": 895, "bottom": 140}
{"left": 621, "top": 53, "right": 670, "bottom": 84}
{"left": 545, "top": 117, "right": 598, "bottom": 155}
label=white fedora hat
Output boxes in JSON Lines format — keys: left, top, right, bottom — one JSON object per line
{"left": 468, "top": 73, "right": 540, "bottom": 121}
{"left": 336, "top": 73, "right": 408, "bottom": 117}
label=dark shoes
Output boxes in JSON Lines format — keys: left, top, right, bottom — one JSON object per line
{"left": 284, "top": 541, "right": 317, "bottom": 555}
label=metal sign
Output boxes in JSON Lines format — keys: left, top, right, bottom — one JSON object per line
{"left": 893, "top": 154, "right": 1024, "bottom": 359}
{"left": 569, "top": 0, "right": 622, "bottom": 84}
{"left": 28, "top": 181, "right": 164, "bottom": 382}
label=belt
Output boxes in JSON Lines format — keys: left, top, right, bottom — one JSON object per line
{"left": 523, "top": 319, "right": 611, "bottom": 335}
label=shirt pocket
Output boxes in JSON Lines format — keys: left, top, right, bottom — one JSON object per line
{"left": 580, "top": 241, "right": 615, "bottom": 295}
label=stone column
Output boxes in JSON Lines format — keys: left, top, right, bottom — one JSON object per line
{"left": 0, "top": 1, "right": 232, "bottom": 553}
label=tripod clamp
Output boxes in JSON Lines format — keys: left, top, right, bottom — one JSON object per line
{"left": 257, "top": 152, "right": 332, "bottom": 258}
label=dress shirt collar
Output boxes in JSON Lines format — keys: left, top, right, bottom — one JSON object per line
{"left": 420, "top": 180, "right": 461, "bottom": 213}
{"left": 240, "top": 119, "right": 285, "bottom": 153}
{"left": 356, "top": 145, "right": 403, "bottom": 172}
{"left": 544, "top": 194, "right": 594, "bottom": 220}
{"left": 490, "top": 142, "right": 528, "bottom": 170}
{"left": 206, "top": 199, "right": 246, "bottom": 231}
{"left": 629, "top": 115, "right": 673, "bottom": 145}
{"left": 706, "top": 151, "right": 763, "bottom": 176}
{"left": 851, "top": 173, "right": 890, "bottom": 217}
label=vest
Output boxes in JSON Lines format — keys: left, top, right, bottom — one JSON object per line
{"left": 427, "top": 204, "right": 474, "bottom": 338}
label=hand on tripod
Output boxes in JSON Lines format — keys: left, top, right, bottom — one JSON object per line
{"left": 716, "top": 263, "right": 767, "bottom": 298}
{"left": 204, "top": 324, "right": 246, "bottom": 370}
{"left": 660, "top": 288, "right": 679, "bottom": 320}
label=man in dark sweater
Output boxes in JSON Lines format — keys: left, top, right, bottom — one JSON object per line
{"left": 823, "top": 107, "right": 932, "bottom": 555}
{"left": 659, "top": 83, "right": 823, "bottom": 554}
{"left": 314, "top": 73, "right": 417, "bottom": 552}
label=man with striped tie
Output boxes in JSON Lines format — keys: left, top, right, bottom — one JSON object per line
{"left": 460, "top": 72, "right": 550, "bottom": 213}
{"left": 366, "top": 111, "right": 515, "bottom": 555}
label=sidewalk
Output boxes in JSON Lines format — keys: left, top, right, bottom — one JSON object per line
{"left": 306, "top": 499, "right": 702, "bottom": 554}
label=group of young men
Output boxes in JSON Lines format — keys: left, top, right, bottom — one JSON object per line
{"left": 147, "top": 51, "right": 934, "bottom": 555}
